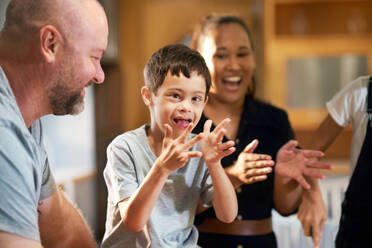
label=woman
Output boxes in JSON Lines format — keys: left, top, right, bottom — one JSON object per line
{"left": 190, "top": 14, "right": 327, "bottom": 248}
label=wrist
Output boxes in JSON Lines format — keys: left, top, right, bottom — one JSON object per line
{"left": 152, "top": 161, "right": 171, "bottom": 178}
{"left": 302, "top": 185, "right": 322, "bottom": 203}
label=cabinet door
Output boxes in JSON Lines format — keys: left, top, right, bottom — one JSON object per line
{"left": 264, "top": 0, "right": 372, "bottom": 161}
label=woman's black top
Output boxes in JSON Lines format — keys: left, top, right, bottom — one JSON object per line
{"left": 193, "top": 96, "right": 294, "bottom": 222}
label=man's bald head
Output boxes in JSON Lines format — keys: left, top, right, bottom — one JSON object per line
{"left": 2, "top": 0, "right": 104, "bottom": 41}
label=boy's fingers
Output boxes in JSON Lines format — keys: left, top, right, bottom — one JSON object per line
{"left": 213, "top": 118, "right": 230, "bottom": 133}
{"left": 163, "top": 124, "right": 173, "bottom": 147}
{"left": 219, "top": 147, "right": 236, "bottom": 158}
{"left": 218, "top": 141, "right": 235, "bottom": 151}
{"left": 203, "top": 119, "right": 212, "bottom": 133}
{"left": 183, "top": 133, "right": 203, "bottom": 150}
{"left": 178, "top": 122, "right": 194, "bottom": 143}
{"left": 214, "top": 128, "right": 226, "bottom": 143}
{"left": 243, "top": 139, "right": 258, "bottom": 153}
{"left": 186, "top": 151, "right": 202, "bottom": 158}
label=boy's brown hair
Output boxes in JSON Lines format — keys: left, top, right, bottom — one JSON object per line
{"left": 143, "top": 44, "right": 211, "bottom": 98}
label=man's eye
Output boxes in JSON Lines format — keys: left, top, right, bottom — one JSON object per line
{"left": 171, "top": 93, "right": 180, "bottom": 99}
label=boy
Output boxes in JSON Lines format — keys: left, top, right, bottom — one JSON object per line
{"left": 101, "top": 44, "right": 238, "bottom": 248}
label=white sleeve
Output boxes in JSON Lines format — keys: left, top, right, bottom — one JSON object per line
{"left": 326, "top": 77, "right": 366, "bottom": 128}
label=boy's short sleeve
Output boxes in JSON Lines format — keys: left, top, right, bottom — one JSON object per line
{"left": 105, "top": 139, "right": 139, "bottom": 206}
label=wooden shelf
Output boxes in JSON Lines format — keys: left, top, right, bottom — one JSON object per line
{"left": 274, "top": 1, "right": 372, "bottom": 37}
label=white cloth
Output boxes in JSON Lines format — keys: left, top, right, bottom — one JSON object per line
{"left": 326, "top": 75, "right": 370, "bottom": 175}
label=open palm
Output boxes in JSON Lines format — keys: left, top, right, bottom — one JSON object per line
{"left": 276, "top": 140, "right": 332, "bottom": 189}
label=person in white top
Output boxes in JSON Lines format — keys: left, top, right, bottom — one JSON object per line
{"left": 300, "top": 75, "right": 372, "bottom": 248}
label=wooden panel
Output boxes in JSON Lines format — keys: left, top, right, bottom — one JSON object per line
{"left": 263, "top": 0, "right": 372, "bottom": 160}
{"left": 275, "top": 1, "right": 372, "bottom": 36}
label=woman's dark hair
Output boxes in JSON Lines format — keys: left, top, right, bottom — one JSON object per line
{"left": 189, "top": 14, "right": 256, "bottom": 97}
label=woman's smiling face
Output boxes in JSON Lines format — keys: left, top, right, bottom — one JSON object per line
{"left": 200, "top": 23, "right": 255, "bottom": 104}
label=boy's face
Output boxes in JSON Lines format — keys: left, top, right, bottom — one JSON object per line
{"left": 147, "top": 71, "right": 207, "bottom": 138}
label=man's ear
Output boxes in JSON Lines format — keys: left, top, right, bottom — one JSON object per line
{"left": 141, "top": 86, "right": 153, "bottom": 106}
{"left": 40, "top": 25, "right": 62, "bottom": 63}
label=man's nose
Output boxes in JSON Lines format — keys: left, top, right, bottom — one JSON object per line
{"left": 93, "top": 64, "right": 105, "bottom": 84}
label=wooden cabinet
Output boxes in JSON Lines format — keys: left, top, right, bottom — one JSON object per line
{"left": 263, "top": 0, "right": 372, "bottom": 160}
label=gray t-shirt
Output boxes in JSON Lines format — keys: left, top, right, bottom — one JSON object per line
{"left": 0, "top": 66, "right": 56, "bottom": 241}
{"left": 101, "top": 125, "right": 214, "bottom": 248}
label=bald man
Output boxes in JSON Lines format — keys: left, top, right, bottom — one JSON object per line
{"left": 0, "top": 0, "right": 108, "bottom": 247}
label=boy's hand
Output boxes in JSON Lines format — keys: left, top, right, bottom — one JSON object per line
{"left": 275, "top": 140, "right": 333, "bottom": 189}
{"left": 225, "top": 139, "right": 274, "bottom": 185}
{"left": 157, "top": 123, "right": 203, "bottom": 174}
{"left": 200, "top": 118, "right": 235, "bottom": 165}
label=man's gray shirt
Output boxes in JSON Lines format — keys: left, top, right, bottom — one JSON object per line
{"left": 0, "top": 66, "right": 56, "bottom": 241}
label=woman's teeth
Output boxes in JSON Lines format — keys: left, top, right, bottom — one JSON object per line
{"left": 224, "top": 76, "right": 241, "bottom": 83}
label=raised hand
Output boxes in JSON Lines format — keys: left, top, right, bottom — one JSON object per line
{"left": 200, "top": 118, "right": 235, "bottom": 165}
{"left": 275, "top": 140, "right": 332, "bottom": 189}
{"left": 225, "top": 139, "right": 274, "bottom": 185}
{"left": 156, "top": 123, "right": 203, "bottom": 174}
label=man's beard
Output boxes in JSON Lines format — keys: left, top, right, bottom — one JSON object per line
{"left": 47, "top": 56, "right": 85, "bottom": 115}
{"left": 48, "top": 84, "right": 85, "bottom": 115}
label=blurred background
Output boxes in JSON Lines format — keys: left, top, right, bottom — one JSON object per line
{"left": 1, "top": 0, "right": 372, "bottom": 247}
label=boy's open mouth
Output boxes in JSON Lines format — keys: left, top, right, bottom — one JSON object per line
{"left": 173, "top": 117, "right": 192, "bottom": 129}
